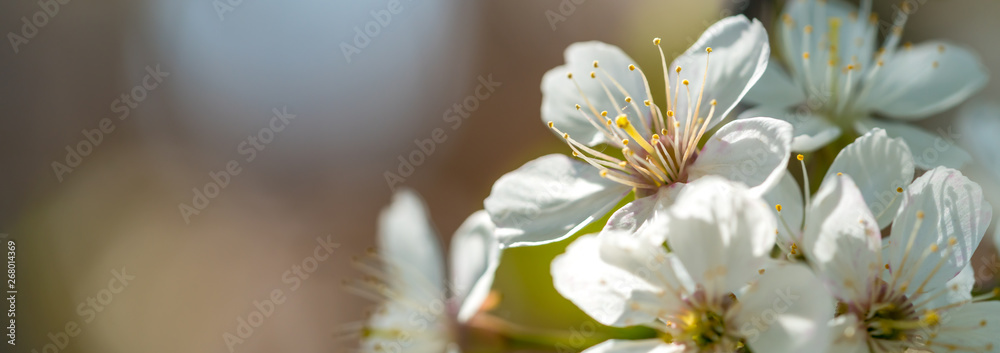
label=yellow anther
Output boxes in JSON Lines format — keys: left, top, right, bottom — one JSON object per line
{"left": 930, "top": 244, "right": 939, "bottom": 252}
{"left": 776, "top": 204, "right": 783, "bottom": 212}
{"left": 877, "top": 60, "right": 884, "bottom": 67}
{"left": 903, "top": 42, "right": 913, "bottom": 50}
{"left": 796, "top": 154, "right": 804, "bottom": 161}
{"left": 593, "top": 60, "right": 599, "bottom": 68}
{"left": 628, "top": 64, "right": 636, "bottom": 71}
{"left": 666, "top": 110, "right": 674, "bottom": 117}
{"left": 847, "top": 64, "right": 855, "bottom": 70}
{"left": 548, "top": 121, "right": 554, "bottom": 128}
{"left": 643, "top": 100, "right": 650, "bottom": 106}
{"left": 625, "top": 97, "right": 632, "bottom": 103}
{"left": 828, "top": 60, "right": 836, "bottom": 67}
{"left": 601, "top": 111, "right": 608, "bottom": 117}
{"left": 804, "top": 25, "right": 813, "bottom": 34}
{"left": 782, "top": 14, "right": 793, "bottom": 25}
{"left": 651, "top": 134, "right": 660, "bottom": 140}
{"left": 933, "top": 61, "right": 939, "bottom": 69}
{"left": 706, "top": 47, "right": 712, "bottom": 53}
{"left": 837, "top": 172, "right": 843, "bottom": 176}
{"left": 600, "top": 170, "right": 608, "bottom": 177}
{"left": 917, "top": 211, "right": 925, "bottom": 219}
{"left": 563, "top": 133, "right": 569, "bottom": 139}
{"left": 622, "top": 139, "right": 629, "bottom": 145}
{"left": 948, "top": 237, "right": 957, "bottom": 246}
{"left": 682, "top": 79, "right": 689, "bottom": 86}
{"left": 590, "top": 71, "right": 596, "bottom": 78}
{"left": 675, "top": 66, "right": 682, "bottom": 74}
{"left": 574, "top": 104, "right": 581, "bottom": 110}
{"left": 615, "top": 115, "right": 631, "bottom": 128}
{"left": 758, "top": 269, "right": 765, "bottom": 274}
{"left": 710, "top": 99, "right": 717, "bottom": 106}
{"left": 653, "top": 38, "right": 661, "bottom": 45}
{"left": 803, "top": 52, "right": 810, "bottom": 59}
{"left": 938, "top": 44, "right": 946, "bottom": 53}
{"left": 923, "top": 310, "right": 940, "bottom": 326}
{"left": 618, "top": 161, "right": 627, "bottom": 167}
{"left": 896, "top": 187, "right": 903, "bottom": 193}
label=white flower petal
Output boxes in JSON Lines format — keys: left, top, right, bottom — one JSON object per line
{"left": 551, "top": 234, "right": 682, "bottom": 327}
{"left": 764, "top": 171, "right": 804, "bottom": 247}
{"left": 378, "top": 189, "right": 446, "bottom": 303}
{"left": 802, "top": 175, "right": 881, "bottom": 303}
{"left": 743, "top": 60, "right": 807, "bottom": 109}
{"left": 602, "top": 185, "right": 684, "bottom": 239}
{"left": 860, "top": 41, "right": 988, "bottom": 120}
{"left": 485, "top": 154, "right": 632, "bottom": 247}
{"left": 957, "top": 102, "right": 1000, "bottom": 181}
{"left": 735, "top": 263, "right": 835, "bottom": 353}
{"left": 669, "top": 15, "right": 769, "bottom": 131}
{"left": 542, "top": 42, "right": 653, "bottom": 145}
{"left": 926, "top": 265, "right": 974, "bottom": 310}
{"left": 886, "top": 167, "right": 992, "bottom": 298}
{"left": 449, "top": 210, "right": 500, "bottom": 323}
{"left": 660, "top": 177, "right": 776, "bottom": 296}
{"left": 856, "top": 118, "right": 972, "bottom": 169}
{"left": 738, "top": 105, "right": 841, "bottom": 153}
{"left": 927, "top": 301, "right": 1000, "bottom": 352}
{"left": 687, "top": 117, "right": 793, "bottom": 195}
{"left": 581, "top": 339, "right": 683, "bottom": 353}
{"left": 823, "top": 128, "right": 915, "bottom": 228}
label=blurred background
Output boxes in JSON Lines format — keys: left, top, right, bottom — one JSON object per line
{"left": 2, "top": 0, "right": 1000, "bottom": 352}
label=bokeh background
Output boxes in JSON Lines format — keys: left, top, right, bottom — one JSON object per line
{"left": 3, "top": 0, "right": 1000, "bottom": 352}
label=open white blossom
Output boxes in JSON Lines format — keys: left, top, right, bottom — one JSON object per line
{"left": 741, "top": 0, "right": 987, "bottom": 169}
{"left": 787, "top": 166, "right": 996, "bottom": 352}
{"left": 552, "top": 177, "right": 835, "bottom": 353}
{"left": 344, "top": 189, "right": 501, "bottom": 353}
{"left": 485, "top": 15, "right": 793, "bottom": 247}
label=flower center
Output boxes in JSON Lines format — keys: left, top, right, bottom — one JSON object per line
{"left": 549, "top": 40, "right": 719, "bottom": 192}
{"left": 659, "top": 290, "right": 745, "bottom": 351}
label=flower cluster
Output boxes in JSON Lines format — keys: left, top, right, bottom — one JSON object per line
{"left": 347, "top": 1, "right": 1000, "bottom": 352}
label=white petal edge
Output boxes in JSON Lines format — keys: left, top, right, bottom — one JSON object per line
{"left": 669, "top": 15, "right": 770, "bottom": 132}
{"left": 856, "top": 118, "right": 972, "bottom": 169}
{"left": 822, "top": 128, "right": 915, "bottom": 228}
{"left": 449, "top": 210, "right": 501, "bottom": 323}
{"left": 687, "top": 117, "right": 793, "bottom": 196}
{"left": 378, "top": 188, "right": 446, "bottom": 304}
{"left": 485, "top": 154, "right": 632, "bottom": 248}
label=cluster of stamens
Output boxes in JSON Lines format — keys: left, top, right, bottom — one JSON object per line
{"left": 657, "top": 290, "right": 744, "bottom": 351}
{"left": 779, "top": 0, "right": 941, "bottom": 122}
{"left": 549, "top": 39, "right": 718, "bottom": 194}
{"left": 835, "top": 211, "right": 997, "bottom": 352}
{"left": 338, "top": 250, "right": 453, "bottom": 353}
